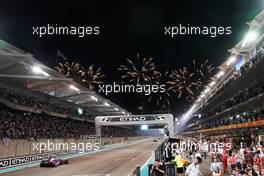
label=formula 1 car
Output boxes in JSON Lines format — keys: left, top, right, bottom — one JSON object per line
{"left": 40, "top": 157, "right": 69, "bottom": 167}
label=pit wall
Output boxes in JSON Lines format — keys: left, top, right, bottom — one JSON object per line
{"left": 0, "top": 136, "right": 147, "bottom": 159}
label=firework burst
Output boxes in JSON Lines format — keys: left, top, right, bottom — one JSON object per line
{"left": 167, "top": 67, "right": 199, "bottom": 100}
{"left": 118, "top": 53, "right": 160, "bottom": 85}
{"left": 79, "top": 65, "right": 105, "bottom": 90}
{"left": 193, "top": 59, "right": 214, "bottom": 86}
{"left": 148, "top": 71, "right": 171, "bottom": 107}
{"left": 167, "top": 59, "right": 214, "bottom": 101}
{"left": 55, "top": 61, "right": 81, "bottom": 78}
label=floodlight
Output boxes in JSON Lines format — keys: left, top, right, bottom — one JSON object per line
{"left": 204, "top": 88, "right": 210, "bottom": 93}
{"left": 242, "top": 31, "right": 258, "bottom": 47}
{"left": 216, "top": 71, "right": 224, "bottom": 78}
{"left": 32, "top": 66, "right": 50, "bottom": 76}
{"left": 140, "top": 125, "right": 148, "bottom": 130}
{"left": 226, "top": 56, "right": 236, "bottom": 66}
{"left": 69, "top": 85, "right": 80, "bottom": 92}
{"left": 209, "top": 81, "right": 216, "bottom": 86}
{"left": 91, "top": 95, "right": 98, "bottom": 102}
{"left": 104, "top": 102, "right": 110, "bottom": 107}
{"left": 78, "top": 107, "right": 83, "bottom": 115}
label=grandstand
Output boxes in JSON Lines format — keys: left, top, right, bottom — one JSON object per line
{"left": 0, "top": 39, "right": 130, "bottom": 118}
{"left": 168, "top": 10, "right": 264, "bottom": 175}
{"left": 182, "top": 9, "right": 264, "bottom": 143}
{"left": 0, "top": 39, "right": 140, "bottom": 156}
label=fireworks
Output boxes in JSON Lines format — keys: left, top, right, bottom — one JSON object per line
{"left": 167, "top": 67, "right": 199, "bottom": 100}
{"left": 79, "top": 65, "right": 105, "bottom": 90}
{"left": 118, "top": 53, "right": 160, "bottom": 85}
{"left": 119, "top": 54, "right": 171, "bottom": 108}
{"left": 148, "top": 71, "right": 171, "bottom": 107}
{"left": 167, "top": 59, "right": 214, "bottom": 101}
{"left": 193, "top": 59, "right": 214, "bottom": 85}
{"left": 55, "top": 61, "right": 81, "bottom": 78}
{"left": 55, "top": 61, "right": 104, "bottom": 90}
{"left": 54, "top": 55, "right": 214, "bottom": 106}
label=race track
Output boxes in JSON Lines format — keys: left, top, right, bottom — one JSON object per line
{"left": 1, "top": 139, "right": 160, "bottom": 176}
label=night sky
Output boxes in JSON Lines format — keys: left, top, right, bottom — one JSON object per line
{"left": 0, "top": 1, "right": 263, "bottom": 115}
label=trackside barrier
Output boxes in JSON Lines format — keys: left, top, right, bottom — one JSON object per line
{"left": 154, "top": 142, "right": 164, "bottom": 161}
{"left": 129, "top": 140, "right": 165, "bottom": 176}
{"left": 142, "top": 140, "right": 166, "bottom": 176}
{"left": 140, "top": 156, "right": 154, "bottom": 176}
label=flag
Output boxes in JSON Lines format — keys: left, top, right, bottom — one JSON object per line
{"left": 57, "top": 49, "right": 67, "bottom": 61}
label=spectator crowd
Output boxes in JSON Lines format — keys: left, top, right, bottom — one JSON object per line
{"left": 201, "top": 110, "right": 264, "bottom": 130}
{"left": 155, "top": 137, "right": 264, "bottom": 176}
{"left": 0, "top": 104, "right": 94, "bottom": 139}
{"left": 0, "top": 103, "right": 138, "bottom": 139}
{"left": 205, "top": 76, "right": 264, "bottom": 118}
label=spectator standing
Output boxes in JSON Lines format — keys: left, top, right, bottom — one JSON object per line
{"left": 195, "top": 151, "right": 202, "bottom": 163}
{"left": 228, "top": 151, "right": 239, "bottom": 171}
{"left": 210, "top": 166, "right": 223, "bottom": 176}
{"left": 210, "top": 158, "right": 218, "bottom": 172}
{"left": 185, "top": 159, "right": 203, "bottom": 176}
{"left": 175, "top": 151, "right": 184, "bottom": 176}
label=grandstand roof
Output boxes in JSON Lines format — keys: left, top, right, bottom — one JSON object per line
{"left": 0, "top": 39, "right": 131, "bottom": 116}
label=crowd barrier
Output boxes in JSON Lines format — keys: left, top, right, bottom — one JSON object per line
{"left": 140, "top": 156, "right": 154, "bottom": 176}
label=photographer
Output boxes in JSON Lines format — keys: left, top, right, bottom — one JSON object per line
{"left": 150, "top": 159, "right": 165, "bottom": 176}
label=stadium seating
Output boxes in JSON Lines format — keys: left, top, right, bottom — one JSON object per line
{"left": 0, "top": 87, "right": 138, "bottom": 140}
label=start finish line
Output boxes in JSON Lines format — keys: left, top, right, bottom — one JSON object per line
{"left": 95, "top": 114, "right": 174, "bottom": 137}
